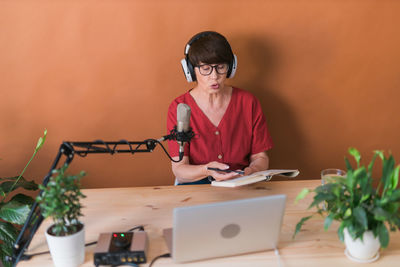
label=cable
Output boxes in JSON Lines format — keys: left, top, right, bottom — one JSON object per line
{"left": 148, "top": 253, "right": 171, "bottom": 267}
{"left": 147, "top": 139, "right": 182, "bottom": 163}
{"left": 274, "top": 248, "right": 283, "bottom": 267}
{"left": 127, "top": 225, "right": 145, "bottom": 232}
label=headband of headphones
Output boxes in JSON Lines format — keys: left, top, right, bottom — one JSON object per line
{"left": 180, "top": 31, "right": 237, "bottom": 83}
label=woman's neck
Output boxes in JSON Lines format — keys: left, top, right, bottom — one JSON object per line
{"left": 191, "top": 85, "right": 233, "bottom": 109}
{"left": 189, "top": 86, "right": 233, "bottom": 127}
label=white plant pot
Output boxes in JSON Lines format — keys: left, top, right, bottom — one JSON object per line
{"left": 344, "top": 228, "right": 380, "bottom": 263}
{"left": 45, "top": 224, "right": 85, "bottom": 267}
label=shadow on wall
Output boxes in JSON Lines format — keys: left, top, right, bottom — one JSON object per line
{"left": 231, "top": 34, "right": 308, "bottom": 179}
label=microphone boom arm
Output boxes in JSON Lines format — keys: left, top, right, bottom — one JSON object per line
{"left": 10, "top": 133, "right": 192, "bottom": 266}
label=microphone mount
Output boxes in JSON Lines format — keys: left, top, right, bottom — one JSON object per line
{"left": 160, "top": 126, "right": 195, "bottom": 144}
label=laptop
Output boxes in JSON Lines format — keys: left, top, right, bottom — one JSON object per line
{"left": 163, "top": 194, "right": 286, "bottom": 263}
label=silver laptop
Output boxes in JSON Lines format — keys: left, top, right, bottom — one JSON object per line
{"left": 163, "top": 194, "right": 286, "bottom": 263}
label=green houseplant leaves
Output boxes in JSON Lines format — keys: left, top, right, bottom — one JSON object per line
{"left": 293, "top": 148, "right": 400, "bottom": 249}
{"left": 36, "top": 165, "right": 86, "bottom": 236}
{"left": 0, "top": 129, "right": 47, "bottom": 267}
{"left": 293, "top": 148, "right": 400, "bottom": 248}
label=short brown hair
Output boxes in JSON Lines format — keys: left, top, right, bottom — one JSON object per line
{"left": 188, "top": 31, "right": 234, "bottom": 67}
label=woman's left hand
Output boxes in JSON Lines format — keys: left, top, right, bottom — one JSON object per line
{"left": 243, "top": 151, "right": 269, "bottom": 176}
{"left": 243, "top": 167, "right": 255, "bottom": 176}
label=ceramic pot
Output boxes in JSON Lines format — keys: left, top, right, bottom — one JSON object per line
{"left": 344, "top": 228, "right": 380, "bottom": 262}
{"left": 45, "top": 224, "right": 85, "bottom": 267}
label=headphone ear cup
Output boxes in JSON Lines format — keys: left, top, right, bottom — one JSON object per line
{"left": 181, "top": 58, "right": 192, "bottom": 83}
{"left": 181, "top": 58, "right": 194, "bottom": 82}
{"left": 180, "top": 58, "right": 196, "bottom": 82}
{"left": 228, "top": 54, "right": 238, "bottom": 79}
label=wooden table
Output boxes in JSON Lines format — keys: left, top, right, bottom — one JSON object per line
{"left": 17, "top": 180, "right": 400, "bottom": 266}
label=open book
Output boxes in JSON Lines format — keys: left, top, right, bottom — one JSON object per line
{"left": 211, "top": 169, "right": 300, "bottom": 188}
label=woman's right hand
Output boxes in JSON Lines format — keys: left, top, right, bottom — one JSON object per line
{"left": 205, "top": 161, "right": 239, "bottom": 181}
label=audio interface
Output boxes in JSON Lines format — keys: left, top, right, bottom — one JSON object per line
{"left": 94, "top": 231, "right": 148, "bottom": 266}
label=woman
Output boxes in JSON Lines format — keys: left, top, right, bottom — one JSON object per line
{"left": 167, "top": 31, "right": 273, "bottom": 185}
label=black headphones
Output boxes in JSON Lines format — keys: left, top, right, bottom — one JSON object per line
{"left": 180, "top": 31, "right": 238, "bottom": 83}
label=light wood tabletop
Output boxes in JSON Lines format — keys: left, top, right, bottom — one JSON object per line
{"left": 17, "top": 180, "right": 400, "bottom": 266}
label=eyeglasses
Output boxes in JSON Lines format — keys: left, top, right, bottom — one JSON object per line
{"left": 196, "top": 63, "right": 229, "bottom": 76}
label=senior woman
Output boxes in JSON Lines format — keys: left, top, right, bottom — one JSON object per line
{"left": 167, "top": 31, "right": 273, "bottom": 185}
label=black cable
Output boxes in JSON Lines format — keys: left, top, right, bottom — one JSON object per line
{"left": 127, "top": 225, "right": 145, "bottom": 232}
{"left": 144, "top": 139, "right": 182, "bottom": 163}
{"left": 149, "top": 253, "right": 171, "bottom": 267}
{"left": 85, "top": 241, "right": 98, "bottom": 247}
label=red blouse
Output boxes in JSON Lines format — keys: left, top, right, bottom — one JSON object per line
{"left": 167, "top": 87, "right": 273, "bottom": 171}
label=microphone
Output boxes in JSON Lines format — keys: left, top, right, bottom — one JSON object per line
{"left": 158, "top": 103, "right": 193, "bottom": 162}
{"left": 176, "top": 103, "right": 191, "bottom": 160}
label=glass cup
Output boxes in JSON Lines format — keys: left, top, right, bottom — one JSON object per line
{"left": 321, "top": 168, "right": 346, "bottom": 185}
{"left": 321, "top": 169, "right": 346, "bottom": 210}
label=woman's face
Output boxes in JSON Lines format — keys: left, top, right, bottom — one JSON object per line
{"left": 194, "top": 62, "right": 228, "bottom": 94}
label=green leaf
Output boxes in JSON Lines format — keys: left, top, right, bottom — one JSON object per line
{"left": 0, "top": 201, "right": 31, "bottom": 224}
{"left": 344, "top": 208, "right": 352, "bottom": 218}
{"left": 0, "top": 221, "right": 18, "bottom": 245}
{"left": 0, "top": 176, "right": 38, "bottom": 193}
{"left": 337, "top": 221, "right": 347, "bottom": 242}
{"left": 373, "top": 207, "right": 391, "bottom": 221}
{"left": 377, "top": 223, "right": 389, "bottom": 248}
{"left": 35, "top": 129, "right": 47, "bottom": 151}
{"left": 360, "top": 193, "right": 370, "bottom": 202}
{"left": 295, "top": 188, "right": 310, "bottom": 204}
{"left": 344, "top": 156, "right": 353, "bottom": 171}
{"left": 389, "top": 190, "right": 400, "bottom": 202}
{"left": 349, "top": 147, "right": 361, "bottom": 167}
{"left": 293, "top": 215, "right": 313, "bottom": 239}
{"left": 324, "top": 213, "right": 334, "bottom": 231}
{"left": 392, "top": 165, "right": 399, "bottom": 190}
{"left": 1, "top": 243, "right": 15, "bottom": 266}
{"left": 0, "top": 222, "right": 17, "bottom": 267}
{"left": 368, "top": 151, "right": 379, "bottom": 178}
{"left": 353, "top": 207, "right": 368, "bottom": 229}
{"left": 309, "top": 193, "right": 334, "bottom": 209}
{"left": 346, "top": 169, "right": 355, "bottom": 192}
{"left": 374, "top": 150, "right": 384, "bottom": 161}
{"left": 10, "top": 193, "right": 35, "bottom": 205}
{"left": 382, "top": 155, "right": 395, "bottom": 191}
{"left": 353, "top": 167, "right": 367, "bottom": 187}
{"left": 1, "top": 240, "right": 14, "bottom": 267}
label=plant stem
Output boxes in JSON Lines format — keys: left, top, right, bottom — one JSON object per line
{"left": 1, "top": 150, "right": 37, "bottom": 203}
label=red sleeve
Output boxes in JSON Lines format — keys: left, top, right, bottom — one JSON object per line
{"left": 251, "top": 98, "right": 274, "bottom": 154}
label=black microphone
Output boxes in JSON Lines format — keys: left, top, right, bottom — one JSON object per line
{"left": 176, "top": 103, "right": 191, "bottom": 160}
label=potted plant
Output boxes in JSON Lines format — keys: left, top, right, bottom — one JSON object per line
{"left": 36, "top": 165, "right": 86, "bottom": 267}
{"left": 0, "top": 130, "right": 46, "bottom": 267}
{"left": 293, "top": 148, "right": 400, "bottom": 262}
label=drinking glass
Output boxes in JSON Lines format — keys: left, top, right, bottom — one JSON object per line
{"left": 321, "top": 168, "right": 346, "bottom": 185}
{"left": 321, "top": 168, "right": 346, "bottom": 210}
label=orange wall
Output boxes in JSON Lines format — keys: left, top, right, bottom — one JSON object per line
{"left": 1, "top": 0, "right": 399, "bottom": 188}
